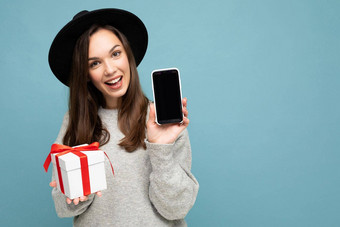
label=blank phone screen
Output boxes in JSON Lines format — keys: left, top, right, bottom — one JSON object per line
{"left": 152, "top": 69, "right": 183, "bottom": 124}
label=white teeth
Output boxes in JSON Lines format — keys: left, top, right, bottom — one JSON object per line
{"left": 106, "top": 77, "right": 121, "bottom": 84}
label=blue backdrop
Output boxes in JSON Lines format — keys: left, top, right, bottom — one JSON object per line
{"left": 1, "top": 0, "right": 339, "bottom": 226}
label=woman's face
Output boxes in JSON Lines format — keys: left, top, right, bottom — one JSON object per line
{"left": 88, "top": 28, "right": 130, "bottom": 109}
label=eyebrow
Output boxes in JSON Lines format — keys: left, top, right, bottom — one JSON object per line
{"left": 88, "top": 45, "right": 121, "bottom": 61}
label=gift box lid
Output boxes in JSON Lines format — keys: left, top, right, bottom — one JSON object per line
{"left": 52, "top": 145, "right": 105, "bottom": 171}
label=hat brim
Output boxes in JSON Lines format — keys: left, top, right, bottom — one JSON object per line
{"left": 48, "top": 8, "right": 148, "bottom": 86}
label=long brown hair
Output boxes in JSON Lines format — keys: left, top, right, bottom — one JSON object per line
{"left": 63, "top": 24, "right": 149, "bottom": 152}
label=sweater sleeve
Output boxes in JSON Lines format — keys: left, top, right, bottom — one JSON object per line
{"left": 51, "top": 112, "right": 95, "bottom": 218}
{"left": 146, "top": 129, "right": 199, "bottom": 220}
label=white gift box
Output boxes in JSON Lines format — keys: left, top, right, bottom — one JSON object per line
{"left": 51, "top": 146, "right": 107, "bottom": 199}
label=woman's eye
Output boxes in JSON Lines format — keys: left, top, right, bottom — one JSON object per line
{"left": 112, "top": 51, "right": 121, "bottom": 57}
{"left": 90, "top": 61, "right": 100, "bottom": 68}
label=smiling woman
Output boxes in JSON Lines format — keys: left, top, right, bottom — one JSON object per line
{"left": 47, "top": 8, "right": 199, "bottom": 227}
{"left": 64, "top": 23, "right": 148, "bottom": 151}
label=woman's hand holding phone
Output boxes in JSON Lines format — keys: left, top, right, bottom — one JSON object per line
{"left": 49, "top": 180, "right": 102, "bottom": 205}
{"left": 147, "top": 97, "right": 189, "bottom": 144}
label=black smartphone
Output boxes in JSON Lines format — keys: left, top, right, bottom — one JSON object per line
{"left": 151, "top": 68, "right": 183, "bottom": 125}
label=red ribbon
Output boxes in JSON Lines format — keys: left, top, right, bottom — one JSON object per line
{"left": 43, "top": 142, "right": 114, "bottom": 196}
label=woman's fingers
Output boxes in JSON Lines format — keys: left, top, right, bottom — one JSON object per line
{"left": 79, "top": 196, "right": 88, "bottom": 202}
{"left": 50, "top": 181, "right": 86, "bottom": 205}
{"left": 182, "top": 98, "right": 188, "bottom": 118}
{"left": 182, "top": 98, "right": 189, "bottom": 126}
{"left": 73, "top": 197, "right": 80, "bottom": 205}
{"left": 183, "top": 107, "right": 188, "bottom": 117}
{"left": 49, "top": 181, "right": 57, "bottom": 188}
{"left": 65, "top": 191, "right": 101, "bottom": 205}
{"left": 66, "top": 197, "right": 82, "bottom": 205}
{"left": 182, "top": 97, "right": 187, "bottom": 107}
{"left": 183, "top": 115, "right": 190, "bottom": 126}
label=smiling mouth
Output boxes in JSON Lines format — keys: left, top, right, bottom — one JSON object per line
{"left": 105, "top": 76, "right": 122, "bottom": 86}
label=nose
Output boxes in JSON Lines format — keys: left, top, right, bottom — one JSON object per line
{"left": 104, "top": 60, "right": 117, "bottom": 76}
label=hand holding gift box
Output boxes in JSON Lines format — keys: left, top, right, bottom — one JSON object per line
{"left": 44, "top": 142, "right": 114, "bottom": 201}
{"left": 49, "top": 180, "right": 100, "bottom": 205}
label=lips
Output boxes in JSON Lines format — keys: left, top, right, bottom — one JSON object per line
{"left": 104, "top": 76, "right": 123, "bottom": 89}
{"left": 105, "top": 76, "right": 122, "bottom": 85}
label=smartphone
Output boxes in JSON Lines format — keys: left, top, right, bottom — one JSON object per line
{"left": 151, "top": 68, "right": 183, "bottom": 125}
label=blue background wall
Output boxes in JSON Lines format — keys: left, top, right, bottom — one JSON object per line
{"left": 1, "top": 0, "right": 339, "bottom": 226}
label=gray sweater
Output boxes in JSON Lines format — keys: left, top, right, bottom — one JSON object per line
{"left": 51, "top": 107, "right": 199, "bottom": 226}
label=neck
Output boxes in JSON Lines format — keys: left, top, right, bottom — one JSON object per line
{"left": 104, "top": 97, "right": 121, "bottom": 109}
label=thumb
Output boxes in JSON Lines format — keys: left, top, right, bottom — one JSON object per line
{"left": 49, "top": 181, "right": 57, "bottom": 188}
{"left": 148, "top": 102, "right": 156, "bottom": 124}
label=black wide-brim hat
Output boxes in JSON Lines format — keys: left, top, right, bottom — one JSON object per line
{"left": 48, "top": 8, "right": 148, "bottom": 86}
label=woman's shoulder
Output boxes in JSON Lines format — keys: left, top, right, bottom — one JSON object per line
{"left": 63, "top": 111, "right": 70, "bottom": 121}
{"left": 54, "top": 111, "right": 70, "bottom": 144}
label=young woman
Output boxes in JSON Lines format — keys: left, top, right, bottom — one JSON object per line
{"left": 48, "top": 8, "right": 199, "bottom": 226}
